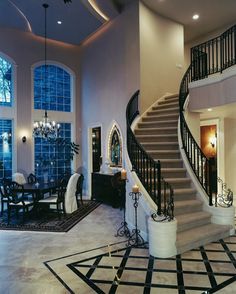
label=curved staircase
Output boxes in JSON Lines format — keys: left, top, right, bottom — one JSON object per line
{"left": 134, "top": 94, "right": 232, "bottom": 254}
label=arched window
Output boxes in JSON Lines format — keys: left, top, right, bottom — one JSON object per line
{"left": 34, "top": 64, "right": 71, "bottom": 112}
{"left": 0, "top": 54, "right": 13, "bottom": 179}
{"left": 33, "top": 63, "right": 73, "bottom": 181}
{"left": 0, "top": 55, "right": 12, "bottom": 107}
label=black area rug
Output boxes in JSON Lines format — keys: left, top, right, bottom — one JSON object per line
{"left": 0, "top": 201, "right": 101, "bottom": 232}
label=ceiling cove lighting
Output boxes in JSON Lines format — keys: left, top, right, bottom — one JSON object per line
{"left": 8, "top": 0, "right": 32, "bottom": 32}
{"left": 33, "top": 3, "right": 60, "bottom": 139}
{"left": 192, "top": 14, "right": 199, "bottom": 20}
{"left": 88, "top": 0, "right": 109, "bottom": 21}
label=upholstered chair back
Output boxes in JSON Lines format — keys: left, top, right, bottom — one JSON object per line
{"left": 64, "top": 173, "right": 80, "bottom": 213}
{"left": 12, "top": 172, "right": 27, "bottom": 185}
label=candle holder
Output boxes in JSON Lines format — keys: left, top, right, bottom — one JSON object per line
{"left": 111, "top": 171, "right": 130, "bottom": 238}
{"left": 115, "top": 178, "right": 130, "bottom": 238}
{"left": 127, "top": 191, "right": 145, "bottom": 247}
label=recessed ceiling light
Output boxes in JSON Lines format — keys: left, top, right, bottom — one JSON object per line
{"left": 192, "top": 14, "right": 199, "bottom": 20}
{"left": 57, "top": 20, "right": 62, "bottom": 25}
{"left": 207, "top": 108, "right": 212, "bottom": 112}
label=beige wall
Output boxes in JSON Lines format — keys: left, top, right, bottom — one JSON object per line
{"left": 224, "top": 118, "right": 236, "bottom": 196}
{"left": 0, "top": 28, "right": 81, "bottom": 174}
{"left": 184, "top": 108, "right": 200, "bottom": 145}
{"left": 189, "top": 68, "right": 236, "bottom": 111}
{"left": 80, "top": 2, "right": 140, "bottom": 195}
{"left": 139, "top": 2, "right": 184, "bottom": 113}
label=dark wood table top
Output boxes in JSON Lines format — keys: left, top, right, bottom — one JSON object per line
{"left": 14, "top": 181, "right": 60, "bottom": 201}
{"left": 22, "top": 181, "right": 59, "bottom": 192}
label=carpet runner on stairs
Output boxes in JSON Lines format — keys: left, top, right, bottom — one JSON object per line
{"left": 135, "top": 94, "right": 231, "bottom": 254}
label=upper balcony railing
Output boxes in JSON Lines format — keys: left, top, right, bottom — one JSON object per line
{"left": 191, "top": 24, "right": 236, "bottom": 81}
{"left": 179, "top": 24, "right": 236, "bottom": 206}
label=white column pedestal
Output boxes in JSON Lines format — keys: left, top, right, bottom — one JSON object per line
{"left": 148, "top": 217, "right": 177, "bottom": 258}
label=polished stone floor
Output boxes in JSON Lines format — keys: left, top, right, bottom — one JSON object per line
{"left": 0, "top": 204, "right": 236, "bottom": 293}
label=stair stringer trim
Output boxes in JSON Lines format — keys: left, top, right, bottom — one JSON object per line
{"left": 177, "top": 117, "right": 235, "bottom": 235}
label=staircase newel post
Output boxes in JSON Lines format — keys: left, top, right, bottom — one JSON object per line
{"left": 157, "top": 160, "right": 162, "bottom": 215}
{"left": 208, "top": 158, "right": 213, "bottom": 206}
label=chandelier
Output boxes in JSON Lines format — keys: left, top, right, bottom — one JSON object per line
{"left": 33, "top": 3, "right": 60, "bottom": 139}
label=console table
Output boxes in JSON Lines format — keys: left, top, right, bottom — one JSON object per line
{"left": 92, "top": 172, "right": 123, "bottom": 208}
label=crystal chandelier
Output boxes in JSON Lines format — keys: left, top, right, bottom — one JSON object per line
{"left": 33, "top": 3, "right": 60, "bottom": 139}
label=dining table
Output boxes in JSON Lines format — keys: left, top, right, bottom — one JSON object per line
{"left": 17, "top": 181, "right": 60, "bottom": 201}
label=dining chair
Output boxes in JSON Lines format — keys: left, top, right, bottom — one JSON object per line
{"left": 64, "top": 173, "right": 80, "bottom": 213}
{"left": 37, "top": 182, "right": 66, "bottom": 218}
{"left": 27, "top": 173, "right": 37, "bottom": 184}
{"left": 0, "top": 178, "right": 11, "bottom": 216}
{"left": 12, "top": 172, "right": 27, "bottom": 185}
{"left": 6, "top": 181, "right": 35, "bottom": 224}
{"left": 76, "top": 174, "right": 84, "bottom": 206}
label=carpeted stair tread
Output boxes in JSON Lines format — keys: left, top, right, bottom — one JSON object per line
{"left": 176, "top": 223, "right": 232, "bottom": 254}
{"left": 162, "top": 177, "right": 192, "bottom": 189}
{"left": 142, "top": 142, "right": 179, "bottom": 151}
{"left": 153, "top": 102, "right": 179, "bottom": 110}
{"left": 164, "top": 93, "right": 179, "bottom": 99}
{"left": 136, "top": 134, "right": 178, "bottom": 142}
{"left": 159, "top": 97, "right": 179, "bottom": 104}
{"left": 171, "top": 188, "right": 197, "bottom": 201}
{"left": 148, "top": 150, "right": 180, "bottom": 154}
{"left": 146, "top": 149, "right": 182, "bottom": 160}
{"left": 142, "top": 142, "right": 179, "bottom": 146}
{"left": 136, "top": 134, "right": 178, "bottom": 139}
{"left": 142, "top": 113, "right": 179, "bottom": 119}
{"left": 162, "top": 168, "right": 186, "bottom": 173}
{"left": 135, "top": 126, "right": 177, "bottom": 133}
{"left": 176, "top": 211, "right": 212, "bottom": 232}
{"left": 173, "top": 187, "right": 196, "bottom": 195}
{"left": 164, "top": 178, "right": 191, "bottom": 183}
{"left": 147, "top": 106, "right": 179, "bottom": 116}
{"left": 158, "top": 159, "right": 183, "bottom": 168}
{"left": 142, "top": 116, "right": 178, "bottom": 123}
{"left": 135, "top": 126, "right": 177, "bottom": 135}
{"left": 138, "top": 114, "right": 178, "bottom": 124}
{"left": 174, "top": 199, "right": 202, "bottom": 207}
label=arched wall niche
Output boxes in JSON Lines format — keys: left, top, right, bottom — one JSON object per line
{"left": 107, "top": 122, "right": 123, "bottom": 167}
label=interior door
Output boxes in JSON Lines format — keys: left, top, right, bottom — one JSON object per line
{"left": 92, "top": 127, "right": 101, "bottom": 173}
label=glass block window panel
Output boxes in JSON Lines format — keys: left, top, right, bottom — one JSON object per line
{"left": 0, "top": 120, "right": 12, "bottom": 179}
{"left": 34, "top": 123, "right": 71, "bottom": 182}
{"left": 34, "top": 65, "right": 71, "bottom": 112}
{"left": 0, "top": 56, "right": 12, "bottom": 107}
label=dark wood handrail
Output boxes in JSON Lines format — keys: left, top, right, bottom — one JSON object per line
{"left": 126, "top": 90, "right": 174, "bottom": 220}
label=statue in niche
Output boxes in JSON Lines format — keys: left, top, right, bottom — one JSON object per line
{"left": 110, "top": 128, "right": 122, "bottom": 166}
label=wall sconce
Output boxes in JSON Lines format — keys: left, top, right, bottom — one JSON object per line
{"left": 210, "top": 134, "right": 217, "bottom": 148}
{"left": 22, "top": 136, "right": 27, "bottom": 143}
